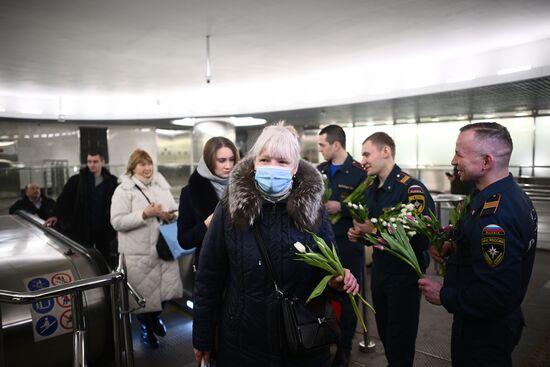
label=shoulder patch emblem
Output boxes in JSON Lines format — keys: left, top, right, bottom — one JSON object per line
{"left": 481, "top": 224, "right": 505, "bottom": 267}
{"left": 480, "top": 194, "right": 501, "bottom": 216}
{"left": 407, "top": 184, "right": 425, "bottom": 213}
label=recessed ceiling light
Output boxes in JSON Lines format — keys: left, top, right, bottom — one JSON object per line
{"left": 446, "top": 75, "right": 476, "bottom": 84}
{"left": 18, "top": 108, "right": 43, "bottom": 115}
{"left": 496, "top": 65, "right": 532, "bottom": 75}
{"left": 172, "top": 117, "right": 266, "bottom": 127}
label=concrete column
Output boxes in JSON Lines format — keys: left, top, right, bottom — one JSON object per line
{"left": 191, "top": 121, "right": 236, "bottom": 165}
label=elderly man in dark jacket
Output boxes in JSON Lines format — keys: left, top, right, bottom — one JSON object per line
{"left": 45, "top": 151, "right": 118, "bottom": 267}
{"left": 9, "top": 183, "right": 55, "bottom": 220}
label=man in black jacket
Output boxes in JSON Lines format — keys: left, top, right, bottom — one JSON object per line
{"left": 9, "top": 183, "right": 55, "bottom": 220}
{"left": 45, "top": 151, "right": 118, "bottom": 267}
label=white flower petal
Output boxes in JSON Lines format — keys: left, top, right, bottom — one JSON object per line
{"left": 293, "top": 242, "right": 306, "bottom": 253}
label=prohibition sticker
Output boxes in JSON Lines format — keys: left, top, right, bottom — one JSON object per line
{"left": 51, "top": 272, "right": 73, "bottom": 285}
{"left": 56, "top": 294, "right": 72, "bottom": 308}
{"left": 25, "top": 270, "right": 75, "bottom": 341}
{"left": 60, "top": 310, "right": 73, "bottom": 330}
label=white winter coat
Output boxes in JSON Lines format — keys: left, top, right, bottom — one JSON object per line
{"left": 110, "top": 173, "right": 183, "bottom": 313}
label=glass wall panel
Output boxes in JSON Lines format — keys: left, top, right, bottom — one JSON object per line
{"left": 535, "top": 116, "right": 550, "bottom": 168}
{"left": 472, "top": 117, "right": 534, "bottom": 167}
{"left": 394, "top": 124, "right": 418, "bottom": 168}
{"left": 417, "top": 121, "right": 464, "bottom": 167}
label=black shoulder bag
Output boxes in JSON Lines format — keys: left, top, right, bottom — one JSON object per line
{"left": 134, "top": 184, "right": 174, "bottom": 261}
{"left": 252, "top": 223, "right": 340, "bottom": 353}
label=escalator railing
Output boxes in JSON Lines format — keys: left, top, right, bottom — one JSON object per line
{"left": 0, "top": 255, "right": 145, "bottom": 367}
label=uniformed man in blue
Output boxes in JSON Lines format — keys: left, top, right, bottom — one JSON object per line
{"left": 348, "top": 131, "right": 434, "bottom": 367}
{"left": 317, "top": 125, "right": 368, "bottom": 367}
{"left": 419, "top": 122, "right": 537, "bottom": 367}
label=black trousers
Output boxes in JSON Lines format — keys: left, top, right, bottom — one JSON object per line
{"left": 371, "top": 271, "right": 420, "bottom": 367}
{"left": 336, "top": 238, "right": 364, "bottom": 352}
{"left": 451, "top": 312, "right": 523, "bottom": 367}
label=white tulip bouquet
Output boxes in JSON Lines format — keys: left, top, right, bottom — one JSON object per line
{"left": 293, "top": 233, "right": 375, "bottom": 332}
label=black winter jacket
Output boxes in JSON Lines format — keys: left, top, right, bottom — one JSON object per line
{"left": 53, "top": 167, "right": 118, "bottom": 245}
{"left": 193, "top": 158, "right": 336, "bottom": 367}
{"left": 9, "top": 195, "right": 55, "bottom": 220}
{"left": 177, "top": 169, "right": 220, "bottom": 268}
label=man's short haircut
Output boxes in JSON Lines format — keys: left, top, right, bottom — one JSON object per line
{"left": 319, "top": 124, "right": 346, "bottom": 149}
{"left": 126, "top": 149, "right": 154, "bottom": 175}
{"left": 87, "top": 150, "right": 105, "bottom": 160}
{"left": 363, "top": 132, "right": 396, "bottom": 158}
{"left": 203, "top": 137, "right": 240, "bottom": 173}
{"left": 248, "top": 121, "right": 301, "bottom": 169}
{"left": 460, "top": 122, "right": 513, "bottom": 165}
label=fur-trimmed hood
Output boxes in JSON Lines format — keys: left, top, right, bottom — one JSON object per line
{"left": 224, "top": 157, "right": 325, "bottom": 230}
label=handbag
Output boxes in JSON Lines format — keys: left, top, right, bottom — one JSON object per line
{"left": 155, "top": 229, "right": 174, "bottom": 261}
{"left": 252, "top": 223, "right": 340, "bottom": 352}
{"left": 134, "top": 184, "right": 175, "bottom": 261}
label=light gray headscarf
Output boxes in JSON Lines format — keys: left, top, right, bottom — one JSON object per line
{"left": 196, "top": 157, "right": 229, "bottom": 199}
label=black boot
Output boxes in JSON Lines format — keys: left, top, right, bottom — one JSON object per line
{"left": 140, "top": 322, "right": 159, "bottom": 348}
{"left": 150, "top": 315, "right": 167, "bottom": 337}
{"left": 332, "top": 348, "right": 350, "bottom": 367}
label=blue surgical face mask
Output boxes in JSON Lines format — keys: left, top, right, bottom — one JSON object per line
{"left": 254, "top": 166, "right": 293, "bottom": 194}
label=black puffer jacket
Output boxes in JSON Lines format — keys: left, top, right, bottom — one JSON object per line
{"left": 193, "top": 158, "right": 336, "bottom": 367}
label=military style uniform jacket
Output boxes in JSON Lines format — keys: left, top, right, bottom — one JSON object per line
{"left": 441, "top": 174, "right": 537, "bottom": 319}
{"left": 317, "top": 154, "right": 368, "bottom": 238}
{"left": 365, "top": 164, "right": 435, "bottom": 279}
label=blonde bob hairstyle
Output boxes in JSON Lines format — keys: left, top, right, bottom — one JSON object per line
{"left": 126, "top": 149, "right": 154, "bottom": 175}
{"left": 247, "top": 122, "right": 301, "bottom": 169}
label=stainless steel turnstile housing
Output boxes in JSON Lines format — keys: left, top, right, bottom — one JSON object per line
{"left": 0, "top": 213, "right": 113, "bottom": 366}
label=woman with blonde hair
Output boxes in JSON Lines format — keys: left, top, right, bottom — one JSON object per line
{"left": 192, "top": 123, "right": 359, "bottom": 366}
{"left": 111, "top": 149, "right": 182, "bottom": 348}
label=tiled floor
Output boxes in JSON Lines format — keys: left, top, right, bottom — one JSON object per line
{"left": 125, "top": 250, "right": 550, "bottom": 367}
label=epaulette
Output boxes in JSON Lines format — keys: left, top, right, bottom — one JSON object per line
{"left": 396, "top": 172, "right": 412, "bottom": 185}
{"left": 479, "top": 193, "right": 501, "bottom": 216}
{"left": 352, "top": 160, "right": 368, "bottom": 172}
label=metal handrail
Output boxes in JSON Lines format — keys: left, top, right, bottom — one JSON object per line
{"left": 0, "top": 255, "right": 145, "bottom": 367}
{"left": 0, "top": 272, "right": 124, "bottom": 304}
